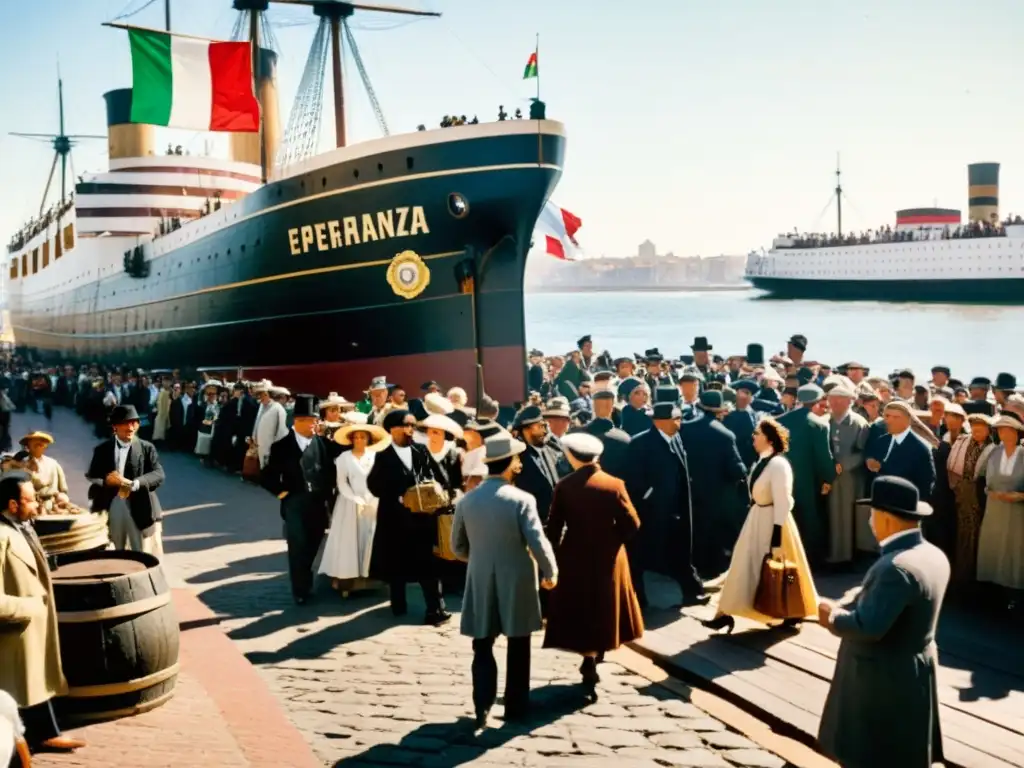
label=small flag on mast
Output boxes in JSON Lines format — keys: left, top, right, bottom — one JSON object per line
{"left": 523, "top": 50, "right": 538, "bottom": 80}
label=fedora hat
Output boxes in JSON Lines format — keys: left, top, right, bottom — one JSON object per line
{"left": 796, "top": 383, "right": 824, "bottom": 405}
{"left": 991, "top": 413, "right": 1024, "bottom": 432}
{"left": 334, "top": 421, "right": 391, "bottom": 451}
{"left": 419, "top": 413, "right": 465, "bottom": 440}
{"left": 367, "top": 376, "right": 391, "bottom": 392}
{"left": 691, "top": 336, "right": 712, "bottom": 352}
{"left": 110, "top": 404, "right": 141, "bottom": 424}
{"left": 542, "top": 397, "right": 571, "bottom": 419}
{"left": 483, "top": 434, "right": 527, "bottom": 463}
{"left": 697, "top": 391, "right": 728, "bottom": 413}
{"left": 423, "top": 391, "right": 455, "bottom": 415}
{"left": 857, "top": 475, "right": 932, "bottom": 519}
{"left": 19, "top": 431, "right": 53, "bottom": 447}
{"left": 512, "top": 404, "right": 545, "bottom": 430}
{"left": 995, "top": 372, "right": 1018, "bottom": 391}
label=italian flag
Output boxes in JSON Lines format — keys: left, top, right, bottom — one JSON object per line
{"left": 523, "top": 50, "right": 538, "bottom": 79}
{"left": 128, "top": 28, "right": 260, "bottom": 132}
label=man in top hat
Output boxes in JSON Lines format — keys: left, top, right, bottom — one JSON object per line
{"left": 451, "top": 434, "right": 558, "bottom": 725}
{"left": 367, "top": 409, "right": 450, "bottom": 624}
{"left": 625, "top": 401, "right": 707, "bottom": 608}
{"left": 993, "top": 372, "right": 1017, "bottom": 410}
{"left": 778, "top": 384, "right": 837, "bottom": 565}
{"left": 691, "top": 337, "right": 714, "bottom": 382}
{"left": 261, "top": 394, "right": 338, "bottom": 604}
{"left": 818, "top": 476, "right": 948, "bottom": 768}
{"left": 86, "top": 404, "right": 166, "bottom": 556}
{"left": 0, "top": 470, "right": 86, "bottom": 755}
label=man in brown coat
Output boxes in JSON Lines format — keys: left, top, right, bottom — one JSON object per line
{"left": 543, "top": 432, "right": 644, "bottom": 699}
{"left": 0, "top": 470, "right": 84, "bottom": 753}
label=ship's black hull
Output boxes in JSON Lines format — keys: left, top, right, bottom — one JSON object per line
{"left": 13, "top": 125, "right": 565, "bottom": 404}
{"left": 749, "top": 276, "right": 1024, "bottom": 304}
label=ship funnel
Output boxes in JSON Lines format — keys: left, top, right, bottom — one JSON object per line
{"left": 103, "top": 88, "right": 155, "bottom": 159}
{"left": 229, "top": 47, "right": 280, "bottom": 170}
{"left": 968, "top": 162, "right": 1000, "bottom": 223}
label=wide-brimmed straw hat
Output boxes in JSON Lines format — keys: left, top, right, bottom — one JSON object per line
{"left": 419, "top": 413, "right": 464, "bottom": 440}
{"left": 991, "top": 414, "right": 1024, "bottom": 432}
{"left": 319, "top": 392, "right": 353, "bottom": 411}
{"left": 251, "top": 379, "right": 272, "bottom": 394}
{"left": 334, "top": 422, "right": 391, "bottom": 450}
{"left": 19, "top": 431, "right": 53, "bottom": 447}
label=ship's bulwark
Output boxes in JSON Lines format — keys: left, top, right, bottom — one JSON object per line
{"left": 13, "top": 126, "right": 566, "bottom": 405}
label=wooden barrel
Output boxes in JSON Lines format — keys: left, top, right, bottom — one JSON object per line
{"left": 50, "top": 550, "right": 180, "bottom": 724}
{"left": 36, "top": 513, "right": 110, "bottom": 556}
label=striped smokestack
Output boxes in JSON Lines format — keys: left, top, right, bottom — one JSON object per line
{"left": 104, "top": 88, "right": 155, "bottom": 160}
{"left": 968, "top": 162, "right": 1000, "bottom": 223}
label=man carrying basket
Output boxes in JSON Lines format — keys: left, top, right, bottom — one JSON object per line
{"left": 366, "top": 409, "right": 451, "bottom": 626}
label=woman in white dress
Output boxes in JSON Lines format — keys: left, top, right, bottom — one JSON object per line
{"left": 703, "top": 417, "right": 819, "bottom": 633}
{"left": 319, "top": 416, "right": 391, "bottom": 595}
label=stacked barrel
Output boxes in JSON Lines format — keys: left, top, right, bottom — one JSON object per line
{"left": 968, "top": 162, "right": 1000, "bottom": 223}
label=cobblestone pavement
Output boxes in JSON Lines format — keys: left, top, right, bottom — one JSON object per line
{"left": 29, "top": 409, "right": 799, "bottom": 768}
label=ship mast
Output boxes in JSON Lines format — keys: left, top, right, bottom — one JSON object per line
{"left": 835, "top": 152, "right": 843, "bottom": 237}
{"left": 9, "top": 71, "right": 104, "bottom": 214}
{"left": 268, "top": 0, "right": 440, "bottom": 149}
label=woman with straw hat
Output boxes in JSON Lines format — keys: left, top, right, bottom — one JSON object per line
{"left": 318, "top": 414, "right": 391, "bottom": 595}
{"left": 976, "top": 414, "right": 1024, "bottom": 613}
{"left": 19, "top": 432, "right": 68, "bottom": 514}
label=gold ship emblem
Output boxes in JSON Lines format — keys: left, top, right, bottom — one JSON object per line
{"left": 387, "top": 250, "right": 431, "bottom": 300}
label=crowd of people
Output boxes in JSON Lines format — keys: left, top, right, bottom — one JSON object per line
{"left": 3, "top": 331, "right": 1022, "bottom": 767}
{"left": 781, "top": 215, "right": 1022, "bottom": 249}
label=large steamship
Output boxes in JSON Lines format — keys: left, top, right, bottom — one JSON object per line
{"left": 7, "top": 0, "right": 565, "bottom": 405}
{"left": 745, "top": 162, "right": 1024, "bottom": 303}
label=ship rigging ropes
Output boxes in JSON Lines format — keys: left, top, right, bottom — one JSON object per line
{"left": 275, "top": 15, "right": 332, "bottom": 171}
{"left": 343, "top": 19, "right": 390, "bottom": 138}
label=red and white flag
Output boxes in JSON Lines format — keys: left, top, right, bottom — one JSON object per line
{"left": 535, "top": 200, "right": 582, "bottom": 260}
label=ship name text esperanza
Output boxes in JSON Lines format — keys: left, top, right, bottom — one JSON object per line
{"left": 288, "top": 206, "right": 430, "bottom": 255}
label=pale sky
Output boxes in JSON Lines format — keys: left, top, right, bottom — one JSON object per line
{"left": 1, "top": 0, "right": 1022, "bottom": 259}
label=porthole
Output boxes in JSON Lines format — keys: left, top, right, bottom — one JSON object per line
{"left": 406, "top": 156, "right": 414, "bottom": 170}
{"left": 377, "top": 162, "right": 384, "bottom": 173}
{"left": 353, "top": 169, "right": 360, "bottom": 179}
{"left": 447, "top": 192, "right": 469, "bottom": 219}
{"left": 322, "top": 176, "right": 327, "bottom": 188}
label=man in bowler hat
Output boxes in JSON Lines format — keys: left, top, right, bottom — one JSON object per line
{"left": 86, "top": 404, "right": 166, "bottom": 555}
{"left": 261, "top": 394, "right": 337, "bottom": 604}
{"left": 818, "top": 475, "right": 949, "bottom": 768}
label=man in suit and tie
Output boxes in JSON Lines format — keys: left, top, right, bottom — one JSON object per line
{"left": 512, "top": 405, "right": 563, "bottom": 522}
{"left": 624, "top": 401, "right": 707, "bottom": 608}
{"left": 818, "top": 476, "right": 949, "bottom": 768}
{"left": 723, "top": 380, "right": 761, "bottom": 468}
{"left": 0, "top": 470, "right": 85, "bottom": 754}
{"left": 573, "top": 390, "right": 631, "bottom": 479}
{"left": 86, "top": 404, "right": 166, "bottom": 556}
{"left": 866, "top": 401, "right": 936, "bottom": 500}
{"left": 261, "top": 394, "right": 337, "bottom": 605}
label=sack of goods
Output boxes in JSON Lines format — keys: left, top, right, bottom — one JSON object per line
{"left": 402, "top": 481, "right": 450, "bottom": 514}
{"left": 753, "top": 554, "right": 808, "bottom": 620}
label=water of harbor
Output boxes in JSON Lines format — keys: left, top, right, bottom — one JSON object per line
{"left": 524, "top": 289, "right": 1023, "bottom": 379}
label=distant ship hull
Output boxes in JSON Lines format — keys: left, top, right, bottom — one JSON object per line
{"left": 11, "top": 121, "right": 566, "bottom": 404}
{"left": 748, "top": 276, "right": 1024, "bottom": 303}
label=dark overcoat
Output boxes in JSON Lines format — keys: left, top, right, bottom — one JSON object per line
{"left": 819, "top": 530, "right": 948, "bottom": 768}
{"left": 86, "top": 437, "right": 165, "bottom": 531}
{"left": 515, "top": 443, "right": 562, "bottom": 522}
{"left": 777, "top": 407, "right": 836, "bottom": 562}
{"left": 543, "top": 465, "right": 644, "bottom": 654}
{"left": 620, "top": 404, "right": 653, "bottom": 437}
{"left": 723, "top": 407, "right": 758, "bottom": 468}
{"left": 680, "top": 416, "right": 749, "bottom": 573}
{"left": 574, "top": 417, "right": 631, "bottom": 479}
{"left": 366, "top": 443, "right": 443, "bottom": 583}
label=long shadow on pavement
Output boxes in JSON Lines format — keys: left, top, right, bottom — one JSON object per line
{"left": 332, "top": 684, "right": 586, "bottom": 768}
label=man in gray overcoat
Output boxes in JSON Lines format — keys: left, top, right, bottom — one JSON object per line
{"left": 826, "top": 384, "right": 869, "bottom": 565}
{"left": 451, "top": 434, "right": 558, "bottom": 726}
{"left": 818, "top": 475, "right": 949, "bottom": 768}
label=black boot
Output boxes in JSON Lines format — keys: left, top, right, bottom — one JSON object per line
{"left": 701, "top": 614, "right": 735, "bottom": 634}
{"left": 580, "top": 657, "right": 599, "bottom": 702}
